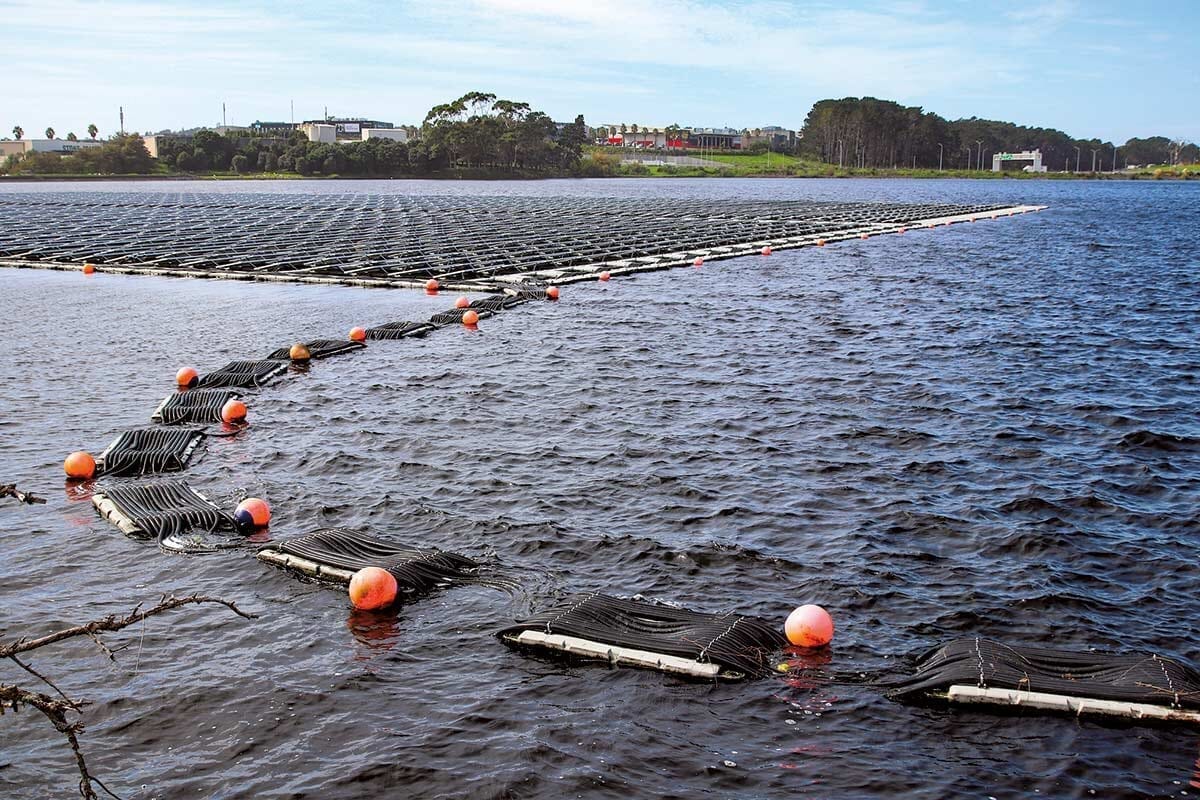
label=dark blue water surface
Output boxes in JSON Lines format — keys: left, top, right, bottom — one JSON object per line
{"left": 1, "top": 178, "right": 1198, "bottom": 799}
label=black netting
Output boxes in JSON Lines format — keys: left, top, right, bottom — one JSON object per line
{"left": 197, "top": 359, "right": 287, "bottom": 388}
{"left": 261, "top": 527, "right": 478, "bottom": 595}
{"left": 98, "top": 428, "right": 203, "bottom": 476}
{"left": 498, "top": 593, "right": 786, "bottom": 678}
{"left": 430, "top": 307, "right": 494, "bottom": 326}
{"left": 365, "top": 321, "right": 435, "bottom": 340}
{"left": 470, "top": 295, "right": 517, "bottom": 313}
{"left": 888, "top": 638, "right": 1200, "bottom": 709}
{"left": 97, "top": 480, "right": 234, "bottom": 544}
{"left": 506, "top": 283, "right": 548, "bottom": 302}
{"left": 266, "top": 339, "right": 365, "bottom": 360}
{"left": 153, "top": 389, "right": 239, "bottom": 425}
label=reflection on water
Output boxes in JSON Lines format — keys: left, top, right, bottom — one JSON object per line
{"left": 346, "top": 608, "right": 403, "bottom": 655}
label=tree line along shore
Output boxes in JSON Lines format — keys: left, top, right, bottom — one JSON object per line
{"left": 3, "top": 93, "right": 1196, "bottom": 180}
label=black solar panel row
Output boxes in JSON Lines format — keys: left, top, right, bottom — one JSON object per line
{"left": 0, "top": 193, "right": 1014, "bottom": 285}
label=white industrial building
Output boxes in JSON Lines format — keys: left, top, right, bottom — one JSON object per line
{"left": 300, "top": 123, "right": 408, "bottom": 144}
{"left": 1, "top": 138, "right": 103, "bottom": 159}
{"left": 362, "top": 128, "right": 407, "bottom": 143}
{"left": 992, "top": 149, "right": 1047, "bottom": 172}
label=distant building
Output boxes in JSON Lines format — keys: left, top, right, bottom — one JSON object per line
{"left": 1, "top": 138, "right": 103, "bottom": 158}
{"left": 743, "top": 126, "right": 797, "bottom": 150}
{"left": 142, "top": 134, "right": 189, "bottom": 159}
{"left": 688, "top": 127, "right": 742, "bottom": 149}
{"left": 300, "top": 118, "right": 394, "bottom": 141}
{"left": 993, "top": 149, "right": 1047, "bottom": 172}
{"left": 249, "top": 121, "right": 297, "bottom": 136}
{"left": 361, "top": 128, "right": 408, "bottom": 143}
{"left": 598, "top": 125, "right": 747, "bottom": 150}
{"left": 598, "top": 125, "right": 670, "bottom": 149}
{"left": 300, "top": 123, "right": 337, "bottom": 144}
{"left": 299, "top": 120, "right": 406, "bottom": 144}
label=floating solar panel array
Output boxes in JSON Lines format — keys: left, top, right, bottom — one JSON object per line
{"left": 0, "top": 192, "right": 1043, "bottom": 289}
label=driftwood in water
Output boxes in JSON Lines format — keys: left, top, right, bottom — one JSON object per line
{"left": 0, "top": 594, "right": 257, "bottom": 799}
{"left": 0, "top": 484, "right": 46, "bottom": 504}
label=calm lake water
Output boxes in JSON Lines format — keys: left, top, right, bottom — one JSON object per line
{"left": 1, "top": 178, "right": 1198, "bottom": 799}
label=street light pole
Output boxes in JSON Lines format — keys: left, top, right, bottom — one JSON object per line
{"left": 1091, "top": 148, "right": 1098, "bottom": 173}
{"left": 1073, "top": 146, "right": 1080, "bottom": 173}
{"left": 937, "top": 142, "right": 944, "bottom": 171}
{"left": 975, "top": 140, "right": 983, "bottom": 172}
{"left": 1112, "top": 143, "right": 1117, "bottom": 173}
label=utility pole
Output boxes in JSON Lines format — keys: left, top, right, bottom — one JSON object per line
{"left": 937, "top": 142, "right": 944, "bottom": 171}
{"left": 119, "top": 106, "right": 124, "bottom": 135}
{"left": 222, "top": 102, "right": 226, "bottom": 128}
{"left": 290, "top": 99, "right": 294, "bottom": 125}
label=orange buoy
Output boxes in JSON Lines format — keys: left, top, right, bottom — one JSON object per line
{"left": 425, "top": 278, "right": 439, "bottom": 294}
{"left": 462, "top": 309, "right": 480, "bottom": 326}
{"left": 546, "top": 286, "right": 560, "bottom": 300}
{"left": 785, "top": 605, "right": 834, "bottom": 647}
{"left": 816, "top": 239, "right": 826, "bottom": 247}
{"left": 289, "top": 343, "right": 311, "bottom": 361}
{"left": 176, "top": 367, "right": 199, "bottom": 388}
{"left": 598, "top": 271, "right": 611, "bottom": 282}
{"left": 349, "top": 326, "right": 366, "bottom": 342}
{"left": 82, "top": 263, "right": 95, "bottom": 275}
{"left": 63, "top": 451, "right": 96, "bottom": 480}
{"left": 455, "top": 296, "right": 470, "bottom": 309}
{"left": 221, "top": 398, "right": 247, "bottom": 425}
{"left": 761, "top": 246, "right": 772, "bottom": 256}
{"left": 349, "top": 567, "right": 398, "bottom": 611}
{"left": 234, "top": 497, "right": 271, "bottom": 530}
{"left": 693, "top": 257, "right": 704, "bottom": 267}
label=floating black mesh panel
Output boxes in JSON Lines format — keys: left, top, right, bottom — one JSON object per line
{"left": 498, "top": 593, "right": 786, "bottom": 678}
{"left": 94, "top": 480, "right": 234, "bottom": 542}
{"left": 365, "top": 321, "right": 435, "bottom": 340}
{"left": 430, "top": 307, "right": 494, "bottom": 326}
{"left": 260, "top": 528, "right": 478, "bottom": 596}
{"left": 98, "top": 428, "right": 204, "bottom": 476}
{"left": 197, "top": 359, "right": 287, "bottom": 388}
{"left": 507, "top": 283, "right": 549, "bottom": 302}
{"left": 265, "top": 339, "right": 365, "bottom": 360}
{"left": 888, "top": 638, "right": 1200, "bottom": 709}
{"left": 470, "top": 295, "right": 517, "bottom": 313}
{"left": 152, "top": 389, "right": 239, "bottom": 425}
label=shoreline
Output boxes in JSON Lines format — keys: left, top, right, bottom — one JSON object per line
{"left": 1, "top": 171, "right": 1194, "bottom": 182}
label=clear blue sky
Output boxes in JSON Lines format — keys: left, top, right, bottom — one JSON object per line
{"left": 3, "top": 0, "right": 1196, "bottom": 144}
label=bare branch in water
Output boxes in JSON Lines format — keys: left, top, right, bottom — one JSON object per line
{"left": 1, "top": 594, "right": 257, "bottom": 798}
{"left": 0, "top": 484, "right": 46, "bottom": 504}
{"left": 0, "top": 594, "right": 258, "bottom": 659}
